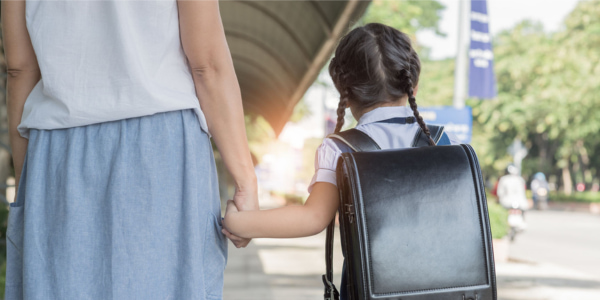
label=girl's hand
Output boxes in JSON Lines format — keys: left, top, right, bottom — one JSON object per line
{"left": 222, "top": 200, "right": 248, "bottom": 248}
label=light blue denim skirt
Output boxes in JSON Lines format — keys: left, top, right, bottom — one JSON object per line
{"left": 5, "top": 109, "right": 227, "bottom": 300}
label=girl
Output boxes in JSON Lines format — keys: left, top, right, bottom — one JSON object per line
{"left": 222, "top": 23, "right": 459, "bottom": 297}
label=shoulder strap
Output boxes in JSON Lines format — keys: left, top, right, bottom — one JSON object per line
{"left": 411, "top": 125, "right": 445, "bottom": 147}
{"left": 322, "top": 129, "right": 379, "bottom": 300}
{"left": 437, "top": 132, "right": 452, "bottom": 146}
{"left": 327, "top": 129, "right": 381, "bottom": 152}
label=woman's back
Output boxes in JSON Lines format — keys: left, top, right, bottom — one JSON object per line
{"left": 19, "top": 0, "right": 208, "bottom": 138}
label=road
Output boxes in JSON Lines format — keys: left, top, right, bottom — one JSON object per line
{"left": 496, "top": 210, "right": 600, "bottom": 300}
{"left": 509, "top": 210, "right": 600, "bottom": 278}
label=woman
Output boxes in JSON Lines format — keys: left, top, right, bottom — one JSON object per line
{"left": 1, "top": 0, "right": 256, "bottom": 299}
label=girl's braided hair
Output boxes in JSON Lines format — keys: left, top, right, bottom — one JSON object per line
{"left": 329, "top": 23, "right": 435, "bottom": 146}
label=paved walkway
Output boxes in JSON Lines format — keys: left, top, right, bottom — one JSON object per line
{"left": 223, "top": 231, "right": 342, "bottom": 299}
{"left": 223, "top": 227, "right": 600, "bottom": 300}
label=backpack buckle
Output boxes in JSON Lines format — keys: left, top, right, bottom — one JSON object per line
{"left": 406, "top": 116, "right": 415, "bottom": 123}
{"left": 322, "top": 274, "right": 339, "bottom": 300}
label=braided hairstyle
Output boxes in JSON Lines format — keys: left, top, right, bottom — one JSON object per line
{"left": 328, "top": 23, "right": 435, "bottom": 146}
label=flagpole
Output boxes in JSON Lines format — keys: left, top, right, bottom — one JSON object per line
{"left": 453, "top": 0, "right": 470, "bottom": 109}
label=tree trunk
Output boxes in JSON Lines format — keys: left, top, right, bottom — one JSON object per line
{"left": 577, "top": 140, "right": 592, "bottom": 186}
{"left": 562, "top": 164, "right": 573, "bottom": 195}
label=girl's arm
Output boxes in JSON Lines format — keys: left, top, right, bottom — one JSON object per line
{"left": 177, "top": 0, "right": 257, "bottom": 247}
{"left": 1, "top": 0, "right": 40, "bottom": 190}
{"left": 223, "top": 182, "right": 339, "bottom": 238}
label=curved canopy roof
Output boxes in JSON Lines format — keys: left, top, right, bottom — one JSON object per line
{"left": 220, "top": 0, "right": 371, "bottom": 134}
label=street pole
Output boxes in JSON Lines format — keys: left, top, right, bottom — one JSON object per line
{"left": 453, "top": 0, "right": 470, "bottom": 109}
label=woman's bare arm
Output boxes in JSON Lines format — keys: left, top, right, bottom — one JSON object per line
{"left": 1, "top": 0, "right": 41, "bottom": 190}
{"left": 177, "top": 0, "right": 257, "bottom": 247}
{"left": 223, "top": 182, "right": 339, "bottom": 238}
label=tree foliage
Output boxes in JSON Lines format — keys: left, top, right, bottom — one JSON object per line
{"left": 361, "top": 0, "right": 446, "bottom": 58}
{"left": 467, "top": 1, "right": 600, "bottom": 191}
{"left": 368, "top": 1, "right": 600, "bottom": 192}
{"left": 362, "top": 0, "right": 445, "bottom": 37}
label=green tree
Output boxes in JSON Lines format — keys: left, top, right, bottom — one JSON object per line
{"left": 361, "top": 0, "right": 446, "bottom": 58}
{"left": 417, "top": 58, "right": 455, "bottom": 107}
{"left": 467, "top": 1, "right": 600, "bottom": 193}
{"left": 362, "top": 0, "right": 445, "bottom": 37}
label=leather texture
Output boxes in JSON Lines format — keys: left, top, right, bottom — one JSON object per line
{"left": 326, "top": 128, "right": 496, "bottom": 300}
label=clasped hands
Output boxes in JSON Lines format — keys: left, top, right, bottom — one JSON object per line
{"left": 221, "top": 199, "right": 245, "bottom": 247}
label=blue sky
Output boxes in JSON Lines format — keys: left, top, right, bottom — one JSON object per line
{"left": 417, "top": 0, "right": 581, "bottom": 60}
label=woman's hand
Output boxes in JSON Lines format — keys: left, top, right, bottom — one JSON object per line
{"left": 222, "top": 200, "right": 249, "bottom": 248}
{"left": 225, "top": 181, "right": 258, "bottom": 248}
{"left": 223, "top": 199, "right": 239, "bottom": 227}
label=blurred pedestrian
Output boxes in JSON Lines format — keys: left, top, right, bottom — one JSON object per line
{"left": 531, "top": 172, "right": 549, "bottom": 210}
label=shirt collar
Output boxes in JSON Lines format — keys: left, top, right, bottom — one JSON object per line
{"left": 357, "top": 106, "right": 415, "bottom": 126}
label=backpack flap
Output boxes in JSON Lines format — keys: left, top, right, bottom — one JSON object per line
{"left": 337, "top": 144, "right": 496, "bottom": 300}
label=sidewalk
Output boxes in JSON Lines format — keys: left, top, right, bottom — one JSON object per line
{"left": 223, "top": 231, "right": 342, "bottom": 299}
{"left": 223, "top": 229, "right": 600, "bottom": 300}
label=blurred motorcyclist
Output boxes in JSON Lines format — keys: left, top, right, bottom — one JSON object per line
{"left": 531, "top": 172, "right": 549, "bottom": 210}
{"left": 497, "top": 165, "right": 528, "bottom": 241}
{"left": 497, "top": 165, "right": 529, "bottom": 210}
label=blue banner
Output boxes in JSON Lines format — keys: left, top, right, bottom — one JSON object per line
{"left": 420, "top": 106, "right": 472, "bottom": 144}
{"left": 469, "top": 0, "right": 497, "bottom": 99}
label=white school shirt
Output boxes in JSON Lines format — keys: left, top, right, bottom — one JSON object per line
{"left": 18, "top": 0, "right": 209, "bottom": 139}
{"left": 307, "top": 106, "right": 461, "bottom": 193}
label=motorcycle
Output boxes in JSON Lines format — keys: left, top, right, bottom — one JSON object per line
{"left": 507, "top": 201, "right": 527, "bottom": 242}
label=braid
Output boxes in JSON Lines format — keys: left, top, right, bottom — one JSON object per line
{"left": 406, "top": 82, "right": 435, "bottom": 146}
{"left": 334, "top": 91, "right": 349, "bottom": 133}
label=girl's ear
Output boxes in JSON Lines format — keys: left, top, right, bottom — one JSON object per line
{"left": 413, "top": 84, "right": 419, "bottom": 96}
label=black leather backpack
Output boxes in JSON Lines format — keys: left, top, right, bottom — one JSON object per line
{"left": 322, "top": 125, "right": 497, "bottom": 300}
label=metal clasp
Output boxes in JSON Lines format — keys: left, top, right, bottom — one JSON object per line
{"left": 322, "top": 274, "right": 338, "bottom": 300}
{"left": 345, "top": 204, "right": 354, "bottom": 223}
{"left": 462, "top": 293, "right": 478, "bottom": 300}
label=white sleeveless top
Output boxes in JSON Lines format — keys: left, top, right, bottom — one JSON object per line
{"left": 18, "top": 0, "right": 209, "bottom": 138}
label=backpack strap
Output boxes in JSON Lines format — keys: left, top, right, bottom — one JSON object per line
{"left": 322, "top": 129, "right": 379, "bottom": 300}
{"left": 322, "top": 223, "right": 340, "bottom": 300}
{"left": 327, "top": 129, "right": 381, "bottom": 152}
{"left": 437, "top": 131, "right": 452, "bottom": 146}
{"left": 411, "top": 125, "right": 445, "bottom": 147}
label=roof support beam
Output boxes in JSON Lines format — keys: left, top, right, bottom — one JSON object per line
{"left": 308, "top": 1, "right": 333, "bottom": 37}
{"left": 225, "top": 30, "right": 299, "bottom": 82}
{"left": 231, "top": 54, "right": 293, "bottom": 96}
{"left": 234, "top": 0, "right": 312, "bottom": 66}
